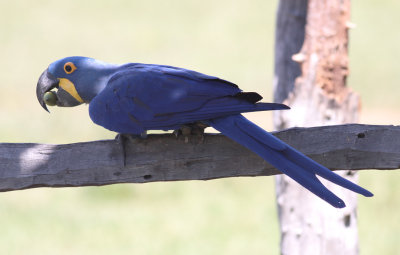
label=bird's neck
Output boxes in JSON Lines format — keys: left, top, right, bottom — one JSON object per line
{"left": 82, "top": 65, "right": 121, "bottom": 102}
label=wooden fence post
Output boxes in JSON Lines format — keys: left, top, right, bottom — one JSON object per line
{"left": 274, "top": 0, "right": 360, "bottom": 254}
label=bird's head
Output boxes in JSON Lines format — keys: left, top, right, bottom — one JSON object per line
{"left": 36, "top": 56, "right": 119, "bottom": 112}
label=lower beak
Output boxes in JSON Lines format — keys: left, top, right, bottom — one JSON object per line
{"left": 36, "top": 68, "right": 82, "bottom": 112}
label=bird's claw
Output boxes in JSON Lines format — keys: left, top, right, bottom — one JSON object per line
{"left": 115, "top": 132, "right": 147, "bottom": 167}
{"left": 173, "top": 122, "right": 207, "bottom": 143}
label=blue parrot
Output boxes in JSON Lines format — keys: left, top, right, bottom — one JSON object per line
{"left": 36, "top": 56, "right": 373, "bottom": 208}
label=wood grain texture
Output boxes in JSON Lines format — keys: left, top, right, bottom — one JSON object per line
{"left": 0, "top": 124, "right": 398, "bottom": 192}
{"left": 274, "top": 1, "right": 363, "bottom": 254}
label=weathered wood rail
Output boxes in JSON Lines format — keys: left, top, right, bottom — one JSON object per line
{"left": 0, "top": 124, "right": 399, "bottom": 192}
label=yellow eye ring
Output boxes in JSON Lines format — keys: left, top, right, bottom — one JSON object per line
{"left": 64, "top": 62, "right": 77, "bottom": 74}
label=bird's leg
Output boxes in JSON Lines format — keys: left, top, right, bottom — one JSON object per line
{"left": 192, "top": 122, "right": 208, "bottom": 143}
{"left": 173, "top": 122, "right": 208, "bottom": 143}
{"left": 173, "top": 125, "right": 191, "bottom": 143}
{"left": 115, "top": 131, "right": 147, "bottom": 167}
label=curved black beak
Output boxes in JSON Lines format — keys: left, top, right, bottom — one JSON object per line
{"left": 36, "top": 68, "right": 82, "bottom": 112}
{"left": 37, "top": 68, "right": 59, "bottom": 112}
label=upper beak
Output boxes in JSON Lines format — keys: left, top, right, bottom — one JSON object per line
{"left": 36, "top": 68, "right": 59, "bottom": 112}
{"left": 36, "top": 68, "right": 82, "bottom": 112}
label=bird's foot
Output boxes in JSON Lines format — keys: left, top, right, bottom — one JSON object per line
{"left": 115, "top": 131, "right": 147, "bottom": 167}
{"left": 173, "top": 122, "right": 208, "bottom": 143}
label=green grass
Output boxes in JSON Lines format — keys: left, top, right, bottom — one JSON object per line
{"left": 350, "top": 0, "right": 400, "bottom": 108}
{"left": 0, "top": 179, "right": 280, "bottom": 255}
{"left": 359, "top": 171, "right": 400, "bottom": 255}
{"left": 0, "top": 0, "right": 399, "bottom": 254}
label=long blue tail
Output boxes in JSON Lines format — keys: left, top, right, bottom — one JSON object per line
{"left": 208, "top": 114, "right": 373, "bottom": 208}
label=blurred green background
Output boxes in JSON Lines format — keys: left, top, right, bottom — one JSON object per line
{"left": 0, "top": 0, "right": 399, "bottom": 254}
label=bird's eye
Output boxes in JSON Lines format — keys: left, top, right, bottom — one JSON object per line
{"left": 64, "top": 62, "right": 77, "bottom": 74}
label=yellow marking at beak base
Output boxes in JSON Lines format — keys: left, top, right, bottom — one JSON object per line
{"left": 58, "top": 78, "right": 84, "bottom": 103}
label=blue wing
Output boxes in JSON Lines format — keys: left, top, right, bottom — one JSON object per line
{"left": 89, "top": 64, "right": 288, "bottom": 134}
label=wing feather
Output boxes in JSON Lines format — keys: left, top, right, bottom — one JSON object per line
{"left": 89, "top": 64, "right": 287, "bottom": 133}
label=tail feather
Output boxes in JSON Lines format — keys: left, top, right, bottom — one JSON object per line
{"left": 208, "top": 114, "right": 373, "bottom": 208}
{"left": 283, "top": 146, "right": 373, "bottom": 197}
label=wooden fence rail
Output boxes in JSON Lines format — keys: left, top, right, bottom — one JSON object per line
{"left": 0, "top": 124, "right": 399, "bottom": 192}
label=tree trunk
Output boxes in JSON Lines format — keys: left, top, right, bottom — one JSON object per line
{"left": 273, "top": 0, "right": 360, "bottom": 254}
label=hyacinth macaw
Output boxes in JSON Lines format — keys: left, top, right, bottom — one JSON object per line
{"left": 36, "top": 56, "right": 373, "bottom": 208}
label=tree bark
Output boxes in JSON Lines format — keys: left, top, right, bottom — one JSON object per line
{"left": 274, "top": 0, "right": 360, "bottom": 254}
{"left": 1, "top": 124, "right": 399, "bottom": 192}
